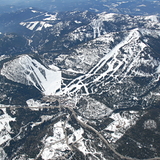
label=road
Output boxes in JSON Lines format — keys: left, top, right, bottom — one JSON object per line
{"left": 1, "top": 100, "right": 160, "bottom": 160}
{"left": 64, "top": 106, "right": 160, "bottom": 160}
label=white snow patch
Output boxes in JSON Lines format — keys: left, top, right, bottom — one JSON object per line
{"left": 138, "top": 4, "right": 146, "bottom": 7}
{"left": 36, "top": 22, "right": 53, "bottom": 31}
{"left": 152, "top": 92, "right": 160, "bottom": 96}
{"left": 105, "top": 111, "right": 140, "bottom": 143}
{"left": 20, "top": 21, "right": 39, "bottom": 30}
{"left": 133, "top": 97, "right": 138, "bottom": 100}
{"left": 68, "top": 127, "right": 84, "bottom": 144}
{"left": 41, "top": 141, "right": 69, "bottom": 160}
{"left": 44, "top": 23, "right": 53, "bottom": 28}
{"left": 28, "top": 39, "right": 33, "bottom": 46}
{"left": 156, "top": 65, "right": 160, "bottom": 73}
{"left": 76, "top": 139, "right": 89, "bottom": 154}
{"left": 144, "top": 119, "right": 157, "bottom": 130}
{"left": 31, "top": 10, "right": 38, "bottom": 13}
{"left": 66, "top": 68, "right": 83, "bottom": 73}
{"left": 140, "top": 29, "right": 160, "bottom": 38}
{"left": 88, "top": 28, "right": 141, "bottom": 81}
{"left": 0, "top": 109, "right": 15, "bottom": 145}
{"left": 26, "top": 99, "right": 43, "bottom": 109}
{"left": 41, "top": 120, "right": 70, "bottom": 160}
{"left": 1, "top": 55, "right": 62, "bottom": 95}
{"left": 0, "top": 55, "right": 9, "bottom": 61}
{"left": 74, "top": 20, "right": 82, "bottom": 24}
{"left": 98, "top": 12, "right": 116, "bottom": 22}
{"left": 49, "top": 64, "right": 60, "bottom": 71}
{"left": 20, "top": 21, "right": 53, "bottom": 31}
{"left": 66, "top": 122, "right": 90, "bottom": 155}
{"left": 145, "top": 15, "right": 159, "bottom": 23}
{"left": 31, "top": 115, "right": 54, "bottom": 128}
{"left": 44, "top": 13, "right": 58, "bottom": 21}
{"left": 90, "top": 8, "right": 99, "bottom": 12}
{"left": 0, "top": 148, "right": 7, "bottom": 160}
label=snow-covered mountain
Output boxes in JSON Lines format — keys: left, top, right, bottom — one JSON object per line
{"left": 1, "top": 0, "right": 160, "bottom": 16}
{"left": 0, "top": 6, "right": 160, "bottom": 160}
{"left": 61, "top": 28, "right": 160, "bottom": 92}
{"left": 1, "top": 55, "right": 61, "bottom": 95}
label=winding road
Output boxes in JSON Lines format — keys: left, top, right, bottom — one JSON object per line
{"left": 64, "top": 105, "right": 160, "bottom": 160}
{"left": 1, "top": 98, "right": 160, "bottom": 160}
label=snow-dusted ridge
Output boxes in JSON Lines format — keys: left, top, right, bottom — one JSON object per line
{"left": 20, "top": 21, "right": 53, "bottom": 31}
{"left": 1, "top": 55, "right": 62, "bottom": 95}
{"left": 20, "top": 11, "right": 59, "bottom": 31}
{"left": 60, "top": 27, "right": 160, "bottom": 110}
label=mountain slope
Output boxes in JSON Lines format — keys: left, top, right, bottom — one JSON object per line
{"left": 1, "top": 55, "right": 61, "bottom": 95}
{"left": 60, "top": 28, "right": 160, "bottom": 109}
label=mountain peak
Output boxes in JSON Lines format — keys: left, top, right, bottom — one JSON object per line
{"left": 1, "top": 55, "right": 62, "bottom": 95}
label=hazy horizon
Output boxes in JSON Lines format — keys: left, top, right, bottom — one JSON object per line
{"left": 0, "top": 0, "right": 155, "bottom": 6}
{"left": 0, "top": 0, "right": 88, "bottom": 5}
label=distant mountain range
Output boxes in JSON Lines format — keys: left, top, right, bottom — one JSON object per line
{"left": 0, "top": 0, "right": 160, "bottom": 15}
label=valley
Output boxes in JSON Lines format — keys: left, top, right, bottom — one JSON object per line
{"left": 0, "top": 1, "right": 160, "bottom": 159}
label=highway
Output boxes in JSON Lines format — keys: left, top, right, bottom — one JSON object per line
{"left": 64, "top": 105, "right": 160, "bottom": 160}
{"left": 1, "top": 100, "right": 160, "bottom": 160}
